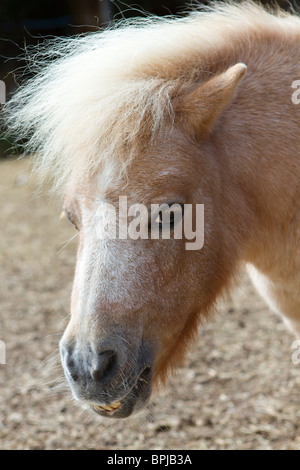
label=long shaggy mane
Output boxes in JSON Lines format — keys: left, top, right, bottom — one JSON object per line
{"left": 2, "top": 1, "right": 295, "bottom": 195}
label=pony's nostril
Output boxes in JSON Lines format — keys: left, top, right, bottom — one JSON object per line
{"left": 91, "top": 350, "right": 117, "bottom": 383}
{"left": 65, "top": 356, "right": 79, "bottom": 382}
{"left": 69, "top": 371, "right": 79, "bottom": 382}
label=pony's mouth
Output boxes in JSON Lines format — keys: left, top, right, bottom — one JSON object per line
{"left": 90, "top": 367, "right": 152, "bottom": 418}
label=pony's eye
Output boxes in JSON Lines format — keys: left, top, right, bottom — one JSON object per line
{"left": 150, "top": 203, "right": 184, "bottom": 230}
{"left": 155, "top": 211, "right": 175, "bottom": 226}
{"left": 65, "top": 210, "right": 79, "bottom": 231}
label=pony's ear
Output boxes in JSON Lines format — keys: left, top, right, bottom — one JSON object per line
{"left": 175, "top": 63, "right": 247, "bottom": 140}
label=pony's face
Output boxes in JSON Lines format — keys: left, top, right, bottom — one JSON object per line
{"left": 59, "top": 63, "right": 246, "bottom": 418}
{"left": 60, "top": 126, "right": 220, "bottom": 418}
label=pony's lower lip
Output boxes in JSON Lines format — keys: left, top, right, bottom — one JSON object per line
{"left": 90, "top": 366, "right": 152, "bottom": 417}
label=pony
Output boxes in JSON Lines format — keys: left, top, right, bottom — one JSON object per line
{"left": 3, "top": 1, "right": 300, "bottom": 418}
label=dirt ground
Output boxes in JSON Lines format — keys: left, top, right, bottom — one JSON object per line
{"left": 1, "top": 158, "right": 300, "bottom": 450}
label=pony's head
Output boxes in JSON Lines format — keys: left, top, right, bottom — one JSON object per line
{"left": 5, "top": 2, "right": 276, "bottom": 417}
{"left": 59, "top": 60, "right": 246, "bottom": 418}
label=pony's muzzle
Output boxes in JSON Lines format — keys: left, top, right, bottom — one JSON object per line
{"left": 59, "top": 336, "right": 154, "bottom": 418}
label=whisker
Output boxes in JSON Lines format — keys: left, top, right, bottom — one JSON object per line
{"left": 56, "top": 232, "right": 78, "bottom": 254}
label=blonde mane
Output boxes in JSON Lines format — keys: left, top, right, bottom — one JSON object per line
{"left": 3, "top": 1, "right": 297, "bottom": 195}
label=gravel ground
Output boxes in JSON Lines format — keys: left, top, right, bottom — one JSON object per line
{"left": 1, "top": 158, "right": 300, "bottom": 450}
